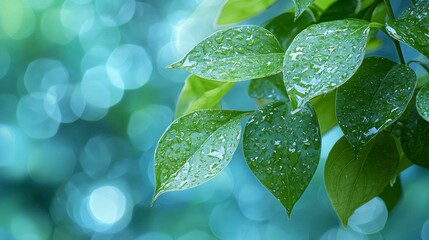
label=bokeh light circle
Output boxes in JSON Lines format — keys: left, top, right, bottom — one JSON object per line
{"left": 107, "top": 44, "right": 153, "bottom": 90}
{"left": 24, "top": 59, "right": 69, "bottom": 93}
{"left": 44, "top": 84, "right": 82, "bottom": 123}
{"left": 95, "top": 0, "right": 135, "bottom": 27}
{"left": 348, "top": 197, "right": 388, "bottom": 234}
{"left": 89, "top": 185, "right": 126, "bottom": 224}
{"left": 60, "top": 0, "right": 95, "bottom": 35}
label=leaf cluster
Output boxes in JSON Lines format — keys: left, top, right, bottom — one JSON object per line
{"left": 154, "top": 0, "right": 429, "bottom": 226}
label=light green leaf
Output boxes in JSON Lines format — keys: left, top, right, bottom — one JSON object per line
{"left": 243, "top": 101, "right": 321, "bottom": 215}
{"left": 283, "top": 19, "right": 370, "bottom": 110}
{"left": 417, "top": 84, "right": 429, "bottom": 122}
{"left": 264, "top": 11, "right": 315, "bottom": 50}
{"left": 248, "top": 74, "right": 288, "bottom": 101}
{"left": 325, "top": 133, "right": 400, "bottom": 226}
{"left": 310, "top": 91, "right": 337, "bottom": 134}
{"left": 175, "top": 74, "right": 234, "bottom": 118}
{"left": 293, "top": 0, "right": 315, "bottom": 19}
{"left": 386, "top": 1, "right": 429, "bottom": 58}
{"left": 336, "top": 57, "right": 416, "bottom": 152}
{"left": 169, "top": 26, "right": 284, "bottom": 82}
{"left": 216, "top": 0, "right": 276, "bottom": 25}
{"left": 401, "top": 108, "right": 429, "bottom": 168}
{"left": 153, "top": 110, "right": 249, "bottom": 202}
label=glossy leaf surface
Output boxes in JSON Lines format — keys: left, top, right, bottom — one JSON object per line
{"left": 248, "top": 74, "right": 288, "bottom": 101}
{"left": 401, "top": 108, "right": 429, "bottom": 168}
{"left": 417, "top": 84, "right": 429, "bottom": 122}
{"left": 217, "top": 0, "right": 276, "bottom": 25}
{"left": 325, "top": 133, "right": 399, "bottom": 226}
{"left": 336, "top": 57, "right": 416, "bottom": 151}
{"left": 283, "top": 19, "right": 370, "bottom": 109}
{"left": 243, "top": 101, "right": 321, "bottom": 215}
{"left": 293, "top": 0, "right": 315, "bottom": 19}
{"left": 169, "top": 26, "right": 284, "bottom": 82}
{"left": 153, "top": 110, "right": 249, "bottom": 201}
{"left": 311, "top": 91, "right": 337, "bottom": 134}
{"left": 386, "top": 1, "right": 429, "bottom": 58}
{"left": 175, "top": 74, "right": 234, "bottom": 118}
{"left": 264, "top": 11, "right": 314, "bottom": 50}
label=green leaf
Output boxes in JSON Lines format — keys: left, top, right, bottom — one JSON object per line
{"left": 216, "top": 0, "right": 276, "bottom": 25}
{"left": 379, "top": 176, "right": 402, "bottom": 212}
{"left": 336, "top": 57, "right": 417, "bottom": 152}
{"left": 293, "top": 0, "right": 315, "bottom": 19}
{"left": 409, "top": 57, "right": 429, "bottom": 88}
{"left": 264, "top": 11, "right": 315, "bottom": 50}
{"left": 401, "top": 108, "right": 429, "bottom": 168}
{"left": 417, "top": 84, "right": 429, "bottom": 121}
{"left": 175, "top": 74, "right": 234, "bottom": 118}
{"left": 283, "top": 19, "right": 370, "bottom": 110}
{"left": 386, "top": 1, "right": 429, "bottom": 58}
{"left": 169, "top": 26, "right": 284, "bottom": 82}
{"left": 319, "top": 0, "right": 358, "bottom": 22}
{"left": 243, "top": 101, "right": 321, "bottom": 215}
{"left": 310, "top": 91, "right": 337, "bottom": 134}
{"left": 248, "top": 74, "right": 288, "bottom": 101}
{"left": 325, "top": 133, "right": 400, "bottom": 226}
{"left": 153, "top": 110, "right": 249, "bottom": 202}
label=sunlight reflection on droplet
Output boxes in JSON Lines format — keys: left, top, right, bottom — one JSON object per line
{"left": 107, "top": 44, "right": 153, "bottom": 89}
{"left": 89, "top": 186, "right": 126, "bottom": 224}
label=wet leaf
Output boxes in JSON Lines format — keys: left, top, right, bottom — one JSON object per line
{"left": 311, "top": 91, "right": 337, "bottom": 134}
{"left": 325, "top": 133, "right": 400, "bottom": 226}
{"left": 319, "top": 0, "right": 358, "bottom": 22}
{"left": 248, "top": 74, "right": 288, "bottom": 101}
{"left": 336, "top": 57, "right": 416, "bottom": 152}
{"left": 386, "top": 1, "right": 429, "bottom": 58}
{"left": 293, "top": 0, "right": 315, "bottom": 19}
{"left": 264, "top": 11, "right": 315, "bottom": 50}
{"left": 216, "top": 0, "right": 276, "bottom": 25}
{"left": 153, "top": 110, "right": 250, "bottom": 202}
{"left": 417, "top": 84, "right": 429, "bottom": 122}
{"left": 175, "top": 74, "right": 234, "bottom": 118}
{"left": 401, "top": 108, "right": 429, "bottom": 168}
{"left": 243, "top": 101, "right": 321, "bottom": 215}
{"left": 169, "top": 26, "right": 284, "bottom": 82}
{"left": 283, "top": 19, "right": 370, "bottom": 109}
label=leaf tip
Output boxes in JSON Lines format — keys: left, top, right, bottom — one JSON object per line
{"left": 151, "top": 190, "right": 163, "bottom": 206}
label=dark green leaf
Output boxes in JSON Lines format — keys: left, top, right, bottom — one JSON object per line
{"left": 216, "top": 0, "right": 276, "bottom": 25}
{"left": 248, "top": 74, "right": 288, "bottom": 101}
{"left": 409, "top": 57, "right": 429, "bottom": 88}
{"left": 283, "top": 19, "right": 370, "bottom": 110}
{"left": 379, "top": 176, "right": 402, "bottom": 212}
{"left": 243, "top": 101, "right": 321, "bottom": 215}
{"left": 325, "top": 133, "right": 400, "bottom": 226}
{"left": 417, "top": 84, "right": 429, "bottom": 121}
{"left": 386, "top": 1, "right": 429, "bottom": 58}
{"left": 175, "top": 75, "right": 234, "bottom": 118}
{"left": 319, "top": 0, "right": 358, "bottom": 22}
{"left": 153, "top": 110, "right": 249, "bottom": 202}
{"left": 401, "top": 108, "right": 429, "bottom": 168}
{"left": 310, "top": 91, "right": 337, "bottom": 134}
{"left": 264, "top": 11, "right": 315, "bottom": 50}
{"left": 293, "top": 0, "right": 315, "bottom": 19}
{"left": 169, "top": 26, "right": 284, "bottom": 82}
{"left": 336, "top": 57, "right": 416, "bottom": 152}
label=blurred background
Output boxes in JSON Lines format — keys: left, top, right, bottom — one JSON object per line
{"left": 0, "top": 0, "right": 428, "bottom": 239}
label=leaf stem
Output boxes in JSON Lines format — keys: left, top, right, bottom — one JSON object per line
{"left": 383, "top": 0, "right": 406, "bottom": 64}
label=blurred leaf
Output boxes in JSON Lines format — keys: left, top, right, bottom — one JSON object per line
{"left": 293, "top": 0, "right": 315, "bottom": 20}
{"left": 386, "top": 1, "right": 429, "bottom": 58}
{"left": 401, "top": 108, "right": 429, "bottom": 168}
{"left": 319, "top": 0, "right": 358, "bottom": 22}
{"left": 336, "top": 57, "right": 416, "bottom": 152}
{"left": 169, "top": 26, "right": 283, "bottom": 82}
{"left": 264, "top": 11, "right": 315, "bottom": 50}
{"left": 310, "top": 91, "right": 337, "bottom": 134}
{"left": 153, "top": 110, "right": 250, "bottom": 202}
{"left": 283, "top": 19, "right": 370, "bottom": 109}
{"left": 325, "top": 133, "right": 400, "bottom": 226}
{"left": 379, "top": 176, "right": 402, "bottom": 212}
{"left": 243, "top": 101, "right": 321, "bottom": 215}
{"left": 216, "top": 0, "right": 276, "bottom": 25}
{"left": 417, "top": 84, "right": 429, "bottom": 121}
{"left": 248, "top": 73, "right": 288, "bottom": 101}
{"left": 175, "top": 74, "right": 234, "bottom": 118}
{"left": 409, "top": 57, "right": 429, "bottom": 88}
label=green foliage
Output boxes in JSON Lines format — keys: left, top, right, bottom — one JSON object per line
{"left": 243, "top": 101, "right": 321, "bottom": 215}
{"left": 154, "top": 0, "right": 429, "bottom": 227}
